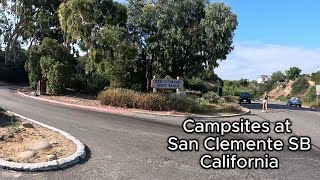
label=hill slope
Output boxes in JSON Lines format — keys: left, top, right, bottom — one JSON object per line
{"left": 269, "top": 77, "right": 315, "bottom": 100}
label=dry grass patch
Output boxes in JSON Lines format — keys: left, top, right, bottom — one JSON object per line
{"left": 0, "top": 108, "right": 76, "bottom": 163}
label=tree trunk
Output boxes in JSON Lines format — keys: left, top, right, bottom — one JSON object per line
{"left": 4, "top": 19, "right": 23, "bottom": 64}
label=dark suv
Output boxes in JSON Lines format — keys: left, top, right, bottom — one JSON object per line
{"left": 239, "top": 92, "right": 252, "bottom": 104}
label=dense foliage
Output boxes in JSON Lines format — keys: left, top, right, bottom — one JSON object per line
{"left": 311, "top": 72, "right": 320, "bottom": 84}
{"left": 291, "top": 77, "right": 309, "bottom": 95}
{"left": 1, "top": 0, "right": 238, "bottom": 95}
{"left": 286, "top": 67, "right": 301, "bottom": 80}
{"left": 270, "top": 71, "right": 286, "bottom": 84}
{"left": 303, "top": 86, "right": 316, "bottom": 103}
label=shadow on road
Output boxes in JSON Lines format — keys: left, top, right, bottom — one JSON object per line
{"left": 0, "top": 82, "right": 27, "bottom": 92}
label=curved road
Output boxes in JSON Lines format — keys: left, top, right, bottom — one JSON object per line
{"left": 0, "top": 84, "right": 320, "bottom": 180}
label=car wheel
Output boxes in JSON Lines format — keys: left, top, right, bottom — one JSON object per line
{"left": 298, "top": 104, "right": 301, "bottom": 107}
{"left": 248, "top": 100, "right": 251, "bottom": 104}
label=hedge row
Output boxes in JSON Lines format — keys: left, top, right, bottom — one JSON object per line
{"left": 98, "top": 88, "right": 204, "bottom": 113}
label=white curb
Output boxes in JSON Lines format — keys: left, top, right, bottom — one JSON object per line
{"left": 0, "top": 111, "right": 86, "bottom": 171}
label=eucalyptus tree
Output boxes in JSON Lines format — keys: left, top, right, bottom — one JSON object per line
{"left": 58, "top": 0, "right": 137, "bottom": 88}
{"left": 0, "top": 0, "right": 64, "bottom": 63}
{"left": 127, "top": 0, "right": 238, "bottom": 90}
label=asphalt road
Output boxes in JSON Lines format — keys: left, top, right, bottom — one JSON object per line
{"left": 0, "top": 84, "right": 320, "bottom": 180}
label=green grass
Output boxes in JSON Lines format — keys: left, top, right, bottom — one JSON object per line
{"left": 276, "top": 95, "right": 289, "bottom": 102}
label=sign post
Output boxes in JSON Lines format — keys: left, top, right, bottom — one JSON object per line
{"left": 37, "top": 80, "right": 46, "bottom": 95}
{"left": 216, "top": 80, "right": 221, "bottom": 96}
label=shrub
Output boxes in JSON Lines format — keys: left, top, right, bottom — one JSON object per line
{"left": 276, "top": 95, "right": 288, "bottom": 102}
{"left": 220, "top": 104, "right": 242, "bottom": 114}
{"left": 37, "top": 38, "right": 76, "bottom": 95}
{"left": 308, "top": 102, "right": 319, "bottom": 108}
{"left": 224, "top": 95, "right": 238, "bottom": 103}
{"left": 291, "top": 77, "right": 309, "bottom": 95}
{"left": 98, "top": 88, "right": 203, "bottom": 113}
{"left": 86, "top": 73, "right": 109, "bottom": 94}
{"left": 203, "top": 91, "right": 225, "bottom": 104}
{"left": 303, "top": 86, "right": 316, "bottom": 103}
{"left": 40, "top": 58, "right": 71, "bottom": 95}
{"left": 311, "top": 72, "right": 320, "bottom": 84}
{"left": 25, "top": 45, "right": 41, "bottom": 89}
{"left": 187, "top": 77, "right": 207, "bottom": 92}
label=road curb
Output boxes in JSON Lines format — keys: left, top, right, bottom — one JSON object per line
{"left": 302, "top": 106, "right": 320, "bottom": 112}
{"left": 17, "top": 89, "right": 250, "bottom": 119}
{"left": 16, "top": 89, "right": 132, "bottom": 116}
{"left": 0, "top": 110, "right": 86, "bottom": 171}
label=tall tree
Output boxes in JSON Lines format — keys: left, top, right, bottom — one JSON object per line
{"left": 127, "top": 0, "right": 238, "bottom": 91}
{"left": 0, "top": 0, "right": 64, "bottom": 63}
{"left": 286, "top": 67, "right": 302, "bottom": 80}
{"left": 270, "top": 71, "right": 286, "bottom": 83}
{"left": 127, "top": 0, "right": 159, "bottom": 91}
{"left": 58, "top": 0, "right": 137, "bottom": 88}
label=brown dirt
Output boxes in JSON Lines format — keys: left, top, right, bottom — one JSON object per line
{"left": 269, "top": 80, "right": 294, "bottom": 99}
{"left": 309, "top": 81, "right": 316, "bottom": 86}
{"left": 269, "top": 80, "right": 316, "bottom": 99}
{"left": 0, "top": 111, "right": 76, "bottom": 163}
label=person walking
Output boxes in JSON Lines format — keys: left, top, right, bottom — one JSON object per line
{"left": 262, "top": 92, "right": 269, "bottom": 113}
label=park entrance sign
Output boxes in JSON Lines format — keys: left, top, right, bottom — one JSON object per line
{"left": 316, "top": 85, "right": 320, "bottom": 95}
{"left": 151, "top": 75, "right": 184, "bottom": 89}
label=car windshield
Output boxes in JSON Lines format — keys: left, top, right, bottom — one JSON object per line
{"left": 240, "top": 93, "right": 249, "bottom": 97}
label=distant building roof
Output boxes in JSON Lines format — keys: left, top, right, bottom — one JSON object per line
{"left": 258, "top": 75, "right": 269, "bottom": 78}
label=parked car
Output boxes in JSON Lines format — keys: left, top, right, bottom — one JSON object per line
{"left": 287, "top": 97, "right": 302, "bottom": 107}
{"left": 239, "top": 92, "right": 252, "bottom": 104}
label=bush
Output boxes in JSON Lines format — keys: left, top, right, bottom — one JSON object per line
{"left": 311, "top": 72, "right": 320, "bottom": 84}
{"left": 37, "top": 38, "right": 76, "bottom": 95}
{"left": 203, "top": 91, "right": 225, "bottom": 104}
{"left": 224, "top": 95, "right": 238, "bottom": 103}
{"left": 86, "top": 73, "right": 109, "bottom": 94}
{"left": 40, "top": 58, "right": 72, "bottom": 95}
{"left": 276, "top": 95, "right": 288, "bottom": 102}
{"left": 187, "top": 77, "right": 207, "bottom": 92}
{"left": 98, "top": 88, "right": 203, "bottom": 113}
{"left": 25, "top": 45, "right": 41, "bottom": 89}
{"left": 308, "top": 102, "right": 319, "bottom": 108}
{"left": 291, "top": 77, "right": 309, "bottom": 95}
{"left": 303, "top": 86, "right": 316, "bottom": 103}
